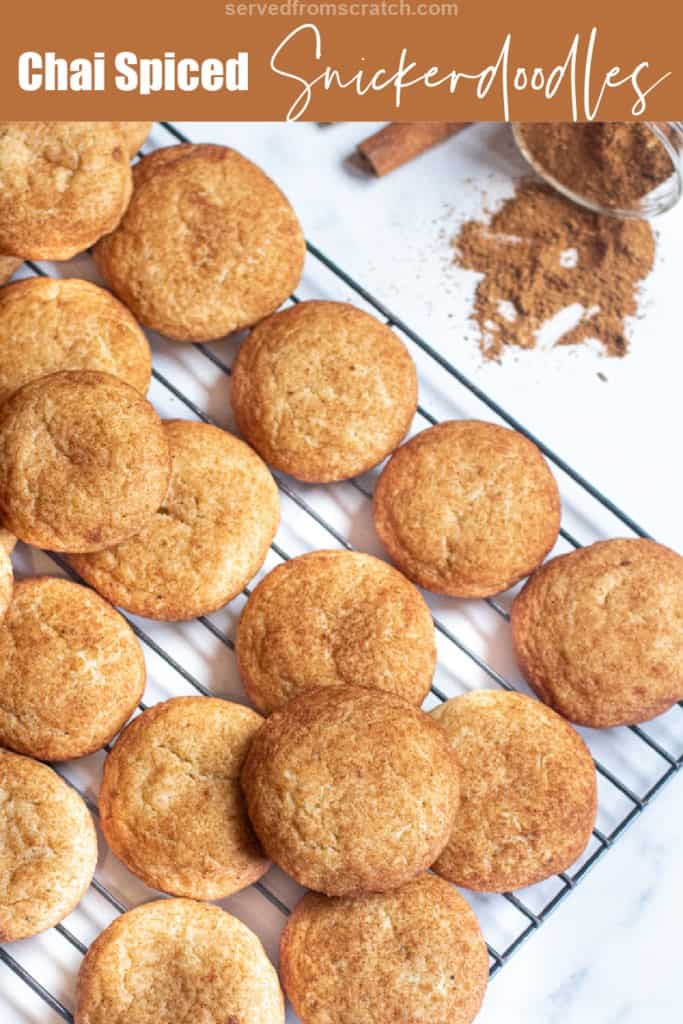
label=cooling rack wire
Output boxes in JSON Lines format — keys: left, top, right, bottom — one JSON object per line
{"left": 1, "top": 119, "right": 682, "bottom": 1023}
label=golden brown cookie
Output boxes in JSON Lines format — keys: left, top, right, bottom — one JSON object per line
{"left": 0, "top": 277, "right": 152, "bottom": 402}
{"left": 99, "top": 696, "right": 269, "bottom": 899}
{"left": 236, "top": 550, "right": 435, "bottom": 713}
{"left": 231, "top": 301, "right": 417, "bottom": 482}
{"left": 0, "top": 577, "right": 145, "bottom": 761}
{"left": 75, "top": 898, "right": 284, "bottom": 1024}
{"left": 241, "top": 685, "right": 459, "bottom": 896}
{"left": 431, "top": 690, "right": 596, "bottom": 891}
{"left": 0, "top": 749, "right": 97, "bottom": 941}
{"left": 93, "top": 143, "right": 305, "bottom": 342}
{"left": 374, "top": 420, "right": 561, "bottom": 597}
{"left": 0, "top": 256, "right": 21, "bottom": 286}
{"left": 281, "top": 875, "right": 489, "bottom": 1024}
{"left": 512, "top": 538, "right": 683, "bottom": 728}
{"left": 0, "top": 544, "right": 11, "bottom": 621}
{"left": 70, "top": 419, "right": 279, "bottom": 619}
{"left": 0, "top": 371, "right": 170, "bottom": 553}
{"left": 0, "top": 527, "right": 15, "bottom": 555}
{"left": 0, "top": 122, "right": 132, "bottom": 260}
{"left": 116, "top": 121, "right": 153, "bottom": 156}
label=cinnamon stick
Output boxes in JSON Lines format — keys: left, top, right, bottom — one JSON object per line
{"left": 357, "top": 122, "right": 471, "bottom": 177}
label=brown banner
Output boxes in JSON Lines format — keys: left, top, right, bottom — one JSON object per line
{"left": 1, "top": 0, "right": 681, "bottom": 120}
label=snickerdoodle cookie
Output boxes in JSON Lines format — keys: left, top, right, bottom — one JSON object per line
{"left": 231, "top": 301, "right": 417, "bottom": 482}
{"left": 0, "top": 371, "right": 170, "bottom": 552}
{"left": 93, "top": 143, "right": 305, "bottom": 341}
{"left": 0, "top": 544, "right": 11, "bottom": 621}
{"left": 0, "top": 277, "right": 152, "bottom": 402}
{"left": 241, "top": 685, "right": 459, "bottom": 896}
{"left": 0, "top": 749, "right": 97, "bottom": 941}
{"left": 374, "top": 420, "right": 561, "bottom": 597}
{"left": 0, "top": 256, "right": 21, "bottom": 286}
{"left": 70, "top": 420, "right": 279, "bottom": 619}
{"left": 281, "top": 874, "right": 488, "bottom": 1024}
{"left": 0, "top": 577, "right": 145, "bottom": 761}
{"left": 116, "top": 121, "right": 152, "bottom": 156}
{"left": 75, "top": 898, "right": 284, "bottom": 1024}
{"left": 431, "top": 690, "right": 596, "bottom": 891}
{"left": 0, "top": 528, "right": 15, "bottom": 555}
{"left": 236, "top": 550, "right": 435, "bottom": 713}
{"left": 512, "top": 538, "right": 683, "bottom": 728}
{"left": 0, "top": 122, "right": 132, "bottom": 260}
{"left": 99, "top": 696, "right": 269, "bottom": 899}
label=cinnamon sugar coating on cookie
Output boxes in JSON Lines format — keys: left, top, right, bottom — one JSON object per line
{"left": 94, "top": 143, "right": 305, "bottom": 341}
{"left": 0, "top": 544, "right": 11, "bottom": 622}
{"left": 75, "top": 899, "right": 284, "bottom": 1024}
{"left": 115, "top": 121, "right": 152, "bottom": 157}
{"left": 374, "top": 419, "right": 561, "bottom": 597}
{"left": 431, "top": 690, "right": 596, "bottom": 891}
{"left": 0, "top": 750, "right": 97, "bottom": 941}
{"left": 281, "top": 875, "right": 488, "bottom": 1024}
{"left": 0, "top": 577, "right": 145, "bottom": 761}
{"left": 0, "top": 257, "right": 21, "bottom": 286}
{"left": 0, "top": 277, "right": 151, "bottom": 402}
{"left": 70, "top": 419, "right": 279, "bottom": 620}
{"left": 99, "top": 697, "right": 270, "bottom": 899}
{"left": 236, "top": 549, "right": 435, "bottom": 713}
{"left": 231, "top": 301, "right": 417, "bottom": 482}
{"left": 0, "top": 371, "right": 170, "bottom": 553}
{"left": 0, "top": 122, "right": 132, "bottom": 260}
{"left": 512, "top": 538, "right": 683, "bottom": 727}
{"left": 241, "top": 685, "right": 460, "bottom": 896}
{"left": 0, "top": 528, "right": 15, "bottom": 556}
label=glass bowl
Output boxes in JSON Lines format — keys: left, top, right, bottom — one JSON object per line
{"left": 512, "top": 122, "right": 683, "bottom": 220}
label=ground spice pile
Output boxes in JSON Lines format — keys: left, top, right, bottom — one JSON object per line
{"left": 518, "top": 123, "right": 674, "bottom": 209}
{"left": 454, "top": 181, "right": 655, "bottom": 360}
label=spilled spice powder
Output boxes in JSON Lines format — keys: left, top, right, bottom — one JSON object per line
{"left": 518, "top": 123, "right": 674, "bottom": 209}
{"left": 454, "top": 181, "right": 655, "bottom": 361}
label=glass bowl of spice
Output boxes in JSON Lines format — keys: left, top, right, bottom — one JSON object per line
{"left": 512, "top": 123, "right": 683, "bottom": 219}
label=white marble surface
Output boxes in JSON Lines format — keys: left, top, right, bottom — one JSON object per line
{"left": 1, "top": 121, "right": 681, "bottom": 1024}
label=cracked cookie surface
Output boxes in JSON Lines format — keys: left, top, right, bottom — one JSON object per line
{"left": 99, "top": 697, "right": 270, "bottom": 899}
{"left": 70, "top": 419, "right": 279, "bottom": 620}
{"left": 374, "top": 419, "right": 561, "bottom": 597}
{"left": 0, "top": 576, "right": 145, "bottom": 761}
{"left": 94, "top": 143, "right": 305, "bottom": 342}
{"left": 231, "top": 301, "right": 417, "bottom": 482}
{"left": 75, "top": 898, "right": 284, "bottom": 1024}
{"left": 0, "top": 370, "right": 170, "bottom": 552}
{"left": 241, "top": 685, "right": 460, "bottom": 896}
{"left": 280, "top": 874, "right": 488, "bottom": 1024}
{"left": 431, "top": 690, "right": 596, "bottom": 891}
{"left": 236, "top": 549, "right": 435, "bottom": 713}
{"left": 0, "top": 277, "right": 151, "bottom": 403}
{"left": 512, "top": 538, "right": 683, "bottom": 727}
{"left": 0, "top": 749, "right": 97, "bottom": 941}
{"left": 0, "top": 122, "right": 132, "bottom": 260}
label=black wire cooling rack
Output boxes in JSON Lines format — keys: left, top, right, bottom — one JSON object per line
{"left": 1, "top": 120, "right": 682, "bottom": 1023}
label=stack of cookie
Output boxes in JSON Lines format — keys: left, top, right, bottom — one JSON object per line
{"left": 0, "top": 122, "right": 682, "bottom": 1024}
